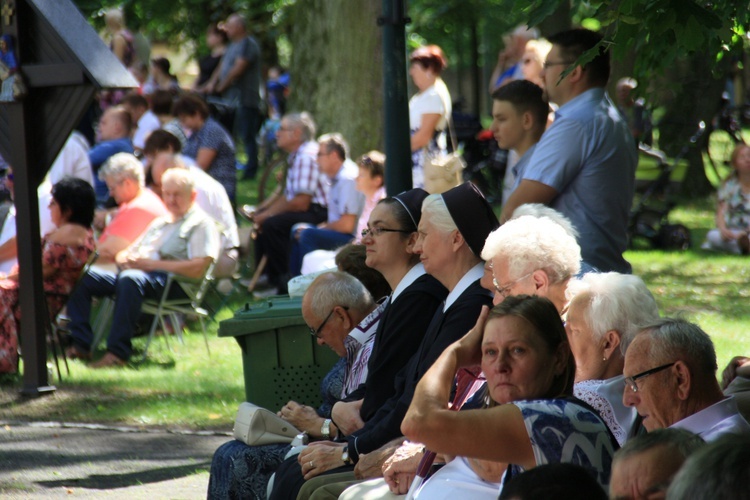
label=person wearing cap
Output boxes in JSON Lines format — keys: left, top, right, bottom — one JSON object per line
{"left": 269, "top": 183, "right": 499, "bottom": 500}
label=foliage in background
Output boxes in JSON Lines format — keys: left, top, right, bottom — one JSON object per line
{"left": 72, "top": 0, "right": 293, "bottom": 68}
{"left": 516, "top": 0, "right": 749, "bottom": 82}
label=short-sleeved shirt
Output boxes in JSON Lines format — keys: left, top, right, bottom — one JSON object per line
{"left": 187, "top": 164, "right": 240, "bottom": 251}
{"left": 522, "top": 88, "right": 637, "bottom": 274}
{"left": 327, "top": 160, "right": 364, "bottom": 233}
{"left": 285, "top": 141, "right": 328, "bottom": 207}
{"left": 128, "top": 205, "right": 220, "bottom": 263}
{"left": 220, "top": 36, "right": 261, "bottom": 109}
{"left": 132, "top": 110, "right": 162, "bottom": 150}
{"left": 508, "top": 398, "right": 616, "bottom": 490}
{"left": 99, "top": 188, "right": 168, "bottom": 246}
{"left": 183, "top": 117, "right": 237, "bottom": 200}
{"left": 718, "top": 177, "right": 750, "bottom": 230}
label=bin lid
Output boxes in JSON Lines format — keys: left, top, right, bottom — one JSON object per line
{"left": 218, "top": 295, "right": 307, "bottom": 337}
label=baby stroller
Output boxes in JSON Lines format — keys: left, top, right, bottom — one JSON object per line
{"left": 627, "top": 122, "right": 706, "bottom": 250}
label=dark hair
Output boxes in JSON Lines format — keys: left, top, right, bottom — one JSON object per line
{"left": 499, "top": 463, "right": 607, "bottom": 500}
{"left": 318, "top": 133, "right": 349, "bottom": 161}
{"left": 120, "top": 92, "right": 149, "bottom": 110}
{"left": 377, "top": 197, "right": 419, "bottom": 234}
{"left": 172, "top": 93, "right": 210, "bottom": 120}
{"left": 409, "top": 45, "right": 448, "bottom": 74}
{"left": 487, "top": 295, "right": 575, "bottom": 399}
{"left": 51, "top": 177, "right": 95, "bottom": 228}
{"left": 150, "top": 89, "right": 175, "bottom": 116}
{"left": 335, "top": 244, "right": 391, "bottom": 300}
{"left": 151, "top": 56, "right": 176, "bottom": 80}
{"left": 547, "top": 28, "right": 609, "bottom": 87}
{"left": 491, "top": 80, "right": 549, "bottom": 136}
{"left": 357, "top": 151, "right": 385, "bottom": 180}
{"left": 667, "top": 434, "right": 750, "bottom": 500}
{"left": 143, "top": 129, "right": 182, "bottom": 156}
{"left": 207, "top": 23, "right": 229, "bottom": 44}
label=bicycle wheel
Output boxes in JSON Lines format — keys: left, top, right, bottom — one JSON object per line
{"left": 257, "top": 155, "right": 287, "bottom": 203}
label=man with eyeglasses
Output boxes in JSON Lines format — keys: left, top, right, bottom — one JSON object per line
{"left": 623, "top": 318, "right": 750, "bottom": 441}
{"left": 501, "top": 28, "right": 637, "bottom": 276}
{"left": 301, "top": 272, "right": 385, "bottom": 410}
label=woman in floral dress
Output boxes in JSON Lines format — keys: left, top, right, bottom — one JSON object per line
{"left": 0, "top": 177, "right": 96, "bottom": 373}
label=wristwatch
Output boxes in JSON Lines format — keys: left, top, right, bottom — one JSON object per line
{"left": 320, "top": 418, "right": 331, "bottom": 439}
{"left": 341, "top": 446, "right": 352, "bottom": 465}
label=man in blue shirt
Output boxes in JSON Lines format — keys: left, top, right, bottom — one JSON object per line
{"left": 89, "top": 106, "right": 134, "bottom": 206}
{"left": 289, "top": 133, "right": 363, "bottom": 277}
{"left": 501, "top": 28, "right": 637, "bottom": 274}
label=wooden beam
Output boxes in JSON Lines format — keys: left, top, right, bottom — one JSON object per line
{"left": 23, "top": 63, "right": 84, "bottom": 87}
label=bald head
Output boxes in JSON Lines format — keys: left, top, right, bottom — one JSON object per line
{"left": 224, "top": 13, "right": 247, "bottom": 40}
{"left": 99, "top": 107, "right": 132, "bottom": 141}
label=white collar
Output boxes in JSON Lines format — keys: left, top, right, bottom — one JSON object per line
{"left": 391, "top": 263, "right": 426, "bottom": 302}
{"left": 444, "top": 263, "right": 485, "bottom": 311}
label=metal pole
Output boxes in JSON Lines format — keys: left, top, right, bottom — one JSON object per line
{"left": 5, "top": 0, "right": 54, "bottom": 395}
{"left": 380, "top": 0, "right": 411, "bottom": 195}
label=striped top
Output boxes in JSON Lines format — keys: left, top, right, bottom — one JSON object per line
{"left": 342, "top": 299, "right": 388, "bottom": 397}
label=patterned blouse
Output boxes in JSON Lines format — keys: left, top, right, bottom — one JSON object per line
{"left": 718, "top": 177, "right": 750, "bottom": 230}
{"left": 507, "top": 398, "right": 617, "bottom": 490}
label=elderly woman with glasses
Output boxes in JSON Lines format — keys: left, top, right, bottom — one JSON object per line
{"left": 481, "top": 214, "right": 580, "bottom": 311}
{"left": 565, "top": 272, "right": 660, "bottom": 445}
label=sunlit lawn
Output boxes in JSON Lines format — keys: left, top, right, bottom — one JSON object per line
{"left": 0, "top": 175, "right": 748, "bottom": 430}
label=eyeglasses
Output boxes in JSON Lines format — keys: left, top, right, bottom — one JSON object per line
{"left": 543, "top": 60, "right": 574, "bottom": 69}
{"left": 308, "top": 306, "right": 348, "bottom": 338}
{"left": 624, "top": 362, "right": 676, "bottom": 393}
{"left": 361, "top": 226, "right": 411, "bottom": 238}
{"left": 492, "top": 271, "right": 533, "bottom": 298}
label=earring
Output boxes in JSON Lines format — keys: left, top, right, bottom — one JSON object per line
{"left": 602, "top": 356, "right": 607, "bottom": 362}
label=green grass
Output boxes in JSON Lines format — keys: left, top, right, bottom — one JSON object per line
{"left": 0, "top": 172, "right": 747, "bottom": 431}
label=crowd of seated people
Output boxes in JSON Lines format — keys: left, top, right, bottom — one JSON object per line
{"left": 202, "top": 183, "right": 750, "bottom": 499}
{"left": 8, "top": 14, "right": 750, "bottom": 498}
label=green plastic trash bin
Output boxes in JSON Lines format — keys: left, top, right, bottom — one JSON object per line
{"left": 219, "top": 296, "right": 340, "bottom": 410}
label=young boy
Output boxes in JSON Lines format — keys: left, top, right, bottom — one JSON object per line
{"left": 489, "top": 79, "right": 549, "bottom": 209}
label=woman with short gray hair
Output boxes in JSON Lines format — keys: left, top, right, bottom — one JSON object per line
{"left": 565, "top": 272, "right": 660, "bottom": 444}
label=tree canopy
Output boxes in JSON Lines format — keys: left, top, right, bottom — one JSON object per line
{"left": 518, "top": 0, "right": 750, "bottom": 84}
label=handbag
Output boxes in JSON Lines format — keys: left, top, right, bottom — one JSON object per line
{"left": 233, "top": 402, "right": 301, "bottom": 446}
{"left": 422, "top": 106, "right": 466, "bottom": 194}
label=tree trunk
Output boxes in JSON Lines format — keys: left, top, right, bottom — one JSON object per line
{"left": 288, "top": 0, "right": 383, "bottom": 158}
{"left": 657, "top": 52, "right": 728, "bottom": 197}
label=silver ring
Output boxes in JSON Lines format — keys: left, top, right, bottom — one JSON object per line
{"left": 309, "top": 460, "right": 314, "bottom": 468}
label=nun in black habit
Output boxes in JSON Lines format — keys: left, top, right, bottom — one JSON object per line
{"left": 270, "top": 182, "right": 499, "bottom": 500}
